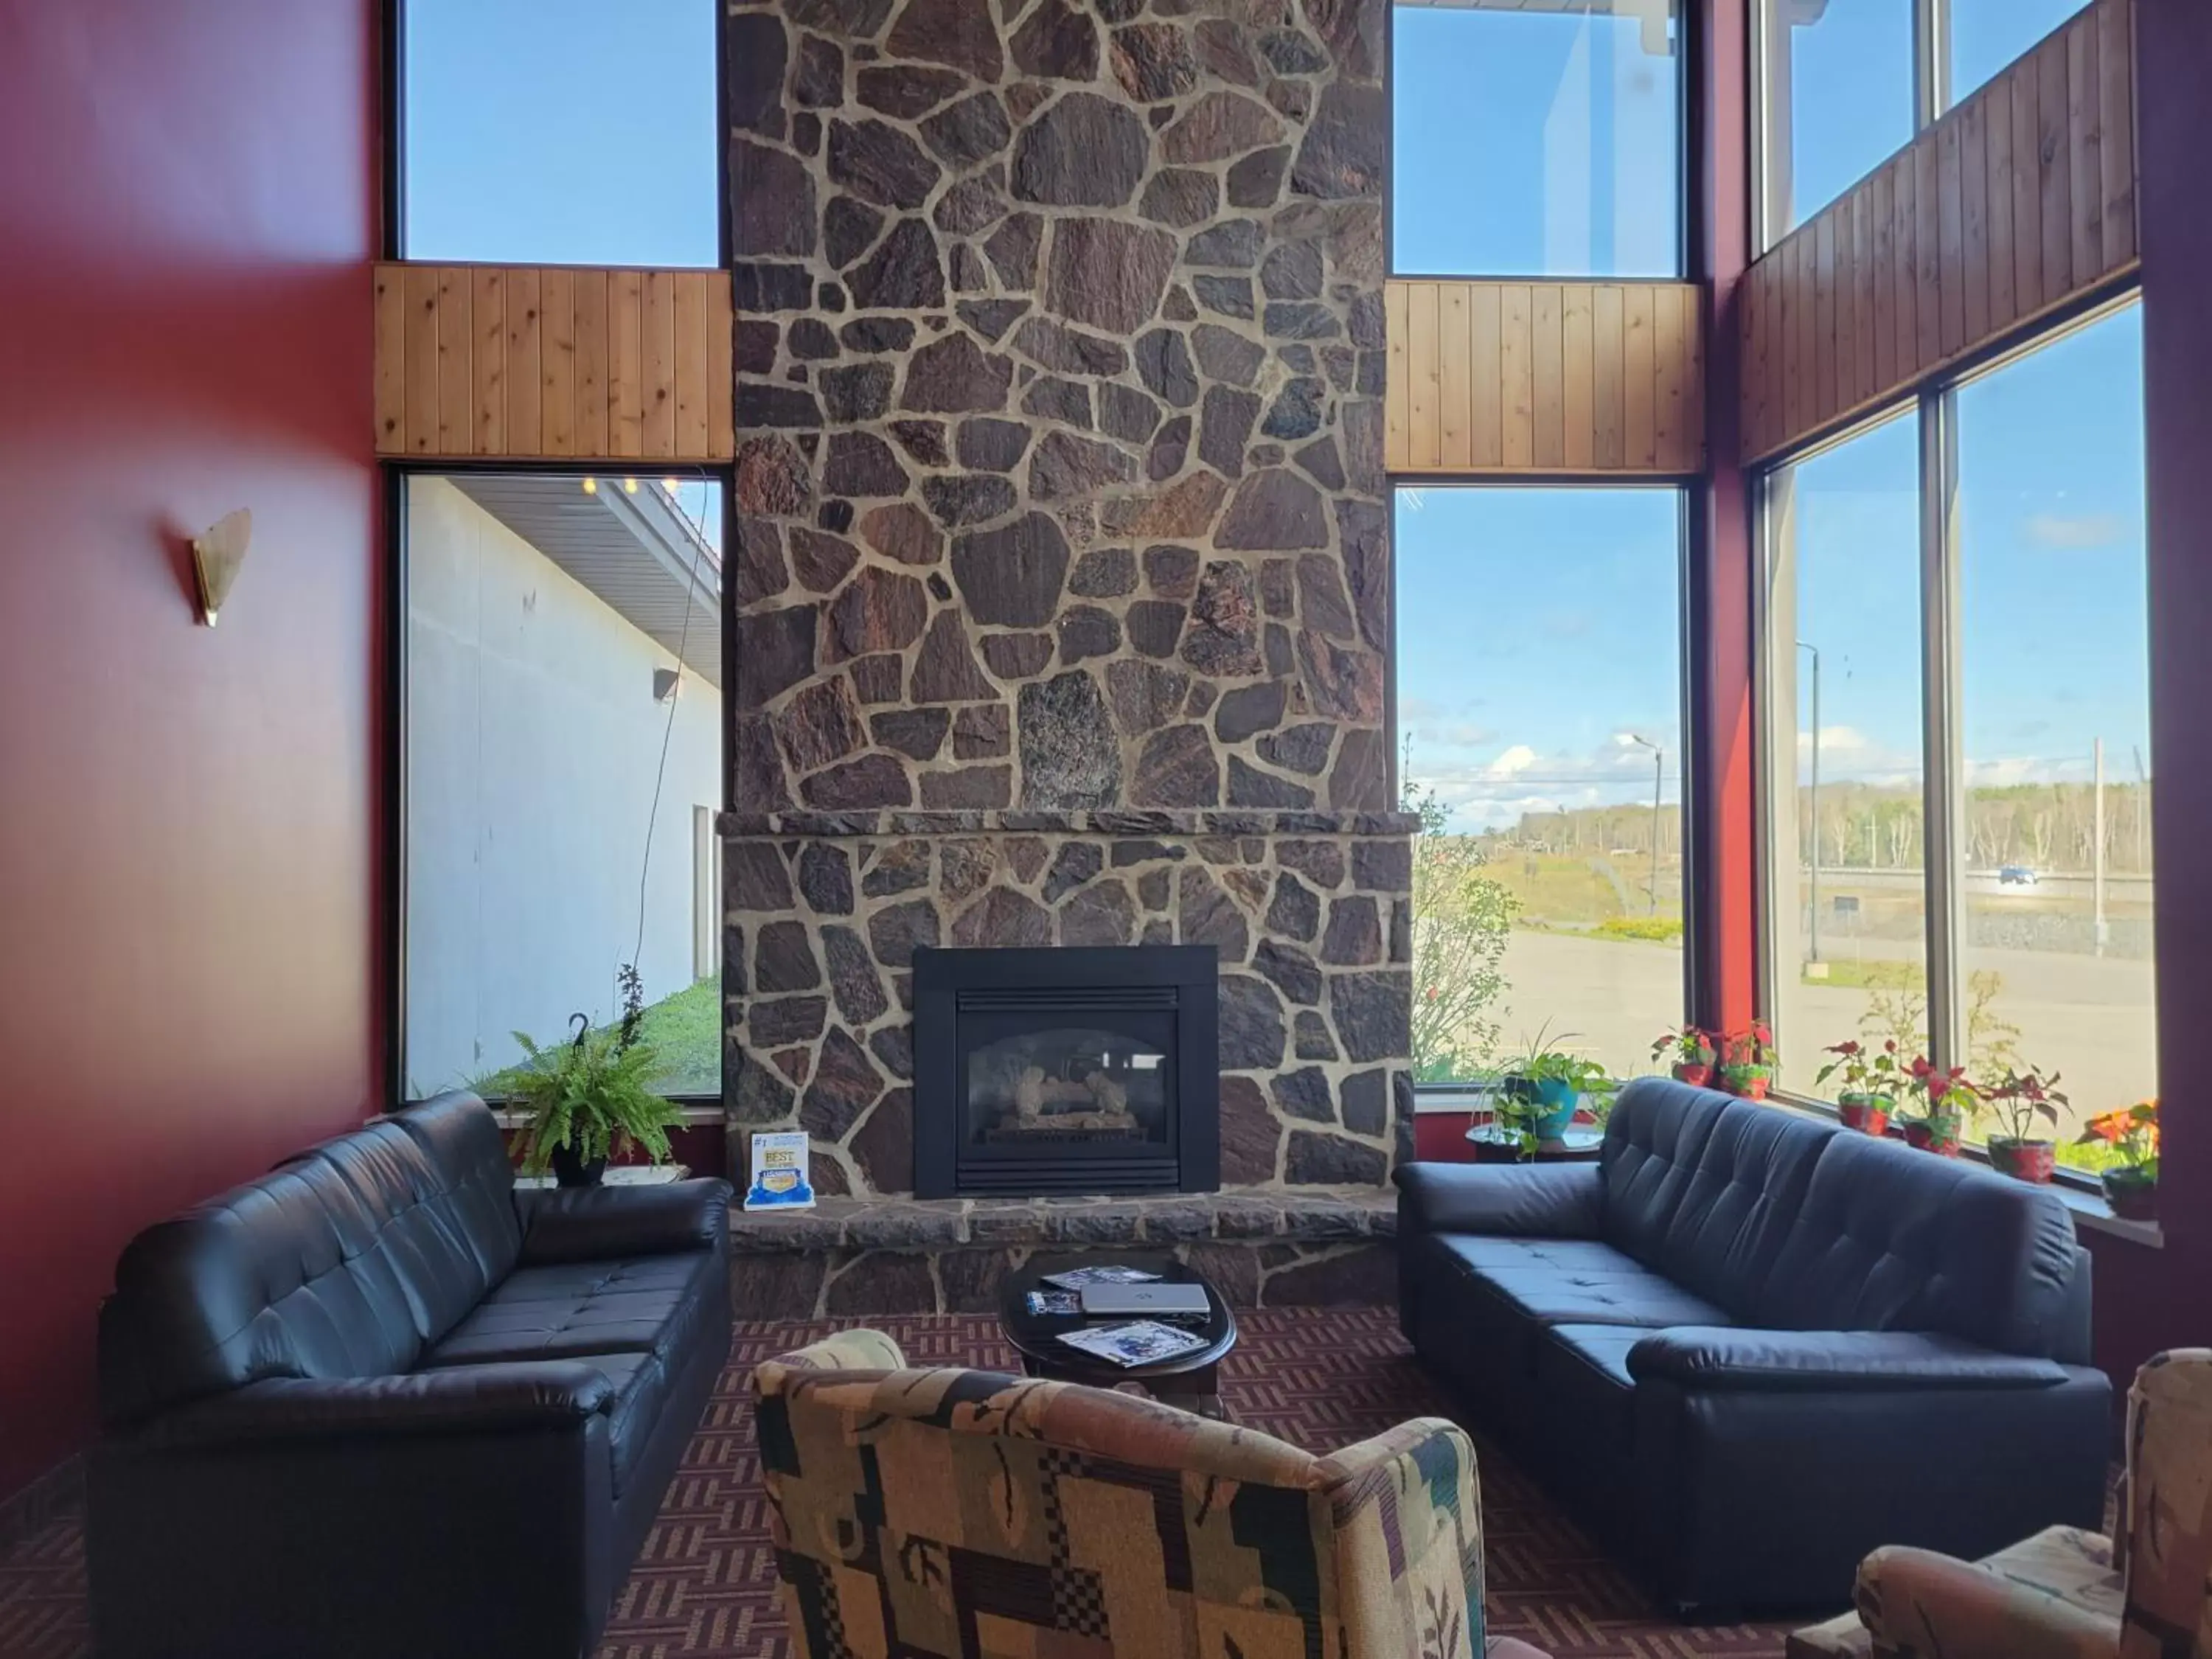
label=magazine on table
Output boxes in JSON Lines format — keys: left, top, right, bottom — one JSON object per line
{"left": 1040, "top": 1265, "right": 1161, "bottom": 1290}
{"left": 1057, "top": 1321, "right": 1208, "bottom": 1368}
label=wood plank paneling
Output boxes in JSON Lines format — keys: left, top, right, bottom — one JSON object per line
{"left": 506, "top": 268, "right": 543, "bottom": 454}
{"left": 1407, "top": 280, "right": 1440, "bottom": 470}
{"left": 472, "top": 267, "right": 506, "bottom": 456}
{"left": 1531, "top": 284, "right": 1565, "bottom": 470}
{"left": 436, "top": 267, "right": 471, "bottom": 454}
{"left": 1384, "top": 279, "right": 1703, "bottom": 476}
{"left": 672, "top": 271, "right": 709, "bottom": 459}
{"left": 1499, "top": 283, "right": 1534, "bottom": 470}
{"left": 372, "top": 262, "right": 734, "bottom": 462}
{"left": 1470, "top": 282, "right": 1502, "bottom": 467}
{"left": 1437, "top": 282, "right": 1473, "bottom": 470}
{"left": 373, "top": 266, "right": 406, "bottom": 453}
{"left": 1740, "top": 0, "right": 2139, "bottom": 465}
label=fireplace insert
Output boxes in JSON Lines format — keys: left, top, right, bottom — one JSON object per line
{"left": 911, "top": 945, "right": 1220, "bottom": 1198}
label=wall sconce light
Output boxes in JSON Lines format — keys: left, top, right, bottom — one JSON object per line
{"left": 192, "top": 509, "right": 252, "bottom": 627}
{"left": 653, "top": 667, "right": 682, "bottom": 703}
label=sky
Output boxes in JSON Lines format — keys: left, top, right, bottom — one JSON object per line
{"left": 404, "top": 0, "right": 724, "bottom": 549}
{"left": 1391, "top": 0, "right": 2141, "bottom": 835}
{"left": 401, "top": 0, "right": 2141, "bottom": 832}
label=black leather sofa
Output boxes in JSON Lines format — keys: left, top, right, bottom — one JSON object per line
{"left": 1397, "top": 1077, "right": 2109, "bottom": 1615}
{"left": 87, "top": 1091, "right": 733, "bottom": 1659}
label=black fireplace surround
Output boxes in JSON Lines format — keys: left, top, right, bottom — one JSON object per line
{"left": 912, "top": 945, "right": 1220, "bottom": 1199}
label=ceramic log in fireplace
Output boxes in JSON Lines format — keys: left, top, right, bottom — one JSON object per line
{"left": 911, "top": 945, "right": 1220, "bottom": 1198}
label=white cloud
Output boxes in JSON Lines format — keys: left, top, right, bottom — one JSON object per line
{"left": 2025, "top": 512, "right": 2126, "bottom": 550}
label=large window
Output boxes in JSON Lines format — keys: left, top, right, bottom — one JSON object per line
{"left": 1955, "top": 305, "right": 2153, "bottom": 1138}
{"left": 1393, "top": 1, "right": 1682, "bottom": 277}
{"left": 401, "top": 0, "right": 719, "bottom": 265}
{"left": 1759, "top": 303, "right": 2152, "bottom": 1152}
{"left": 1764, "top": 411, "right": 1927, "bottom": 1098}
{"left": 401, "top": 473, "right": 725, "bottom": 1102}
{"left": 1759, "top": 0, "right": 1916, "bottom": 244}
{"left": 1397, "top": 487, "right": 1686, "bottom": 1085}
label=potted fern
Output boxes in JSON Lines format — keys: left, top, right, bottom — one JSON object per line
{"left": 510, "top": 979, "right": 685, "bottom": 1186}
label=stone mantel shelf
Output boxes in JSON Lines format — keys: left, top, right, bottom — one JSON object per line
{"left": 717, "top": 809, "right": 1423, "bottom": 840}
{"left": 727, "top": 1186, "right": 1396, "bottom": 1256}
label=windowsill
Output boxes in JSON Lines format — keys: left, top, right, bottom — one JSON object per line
{"left": 1413, "top": 1083, "right": 2163, "bottom": 1247}
{"left": 484, "top": 1102, "right": 723, "bottom": 1129}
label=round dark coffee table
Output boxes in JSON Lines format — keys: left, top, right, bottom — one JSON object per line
{"left": 998, "top": 1257, "right": 1237, "bottom": 1418}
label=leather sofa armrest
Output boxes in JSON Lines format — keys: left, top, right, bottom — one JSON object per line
{"left": 1627, "top": 1327, "right": 2073, "bottom": 1392}
{"left": 518, "top": 1177, "right": 733, "bottom": 1265}
{"left": 1853, "top": 1544, "right": 2122, "bottom": 1659}
{"left": 1394, "top": 1160, "right": 1602, "bottom": 1238}
{"left": 136, "top": 1362, "right": 616, "bottom": 1449}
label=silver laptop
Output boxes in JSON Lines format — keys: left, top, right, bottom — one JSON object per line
{"left": 1079, "top": 1281, "right": 1212, "bottom": 1317}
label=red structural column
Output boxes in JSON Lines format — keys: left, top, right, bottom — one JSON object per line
{"left": 1688, "top": 0, "right": 1758, "bottom": 1036}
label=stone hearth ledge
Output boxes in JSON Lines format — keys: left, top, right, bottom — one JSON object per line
{"left": 726, "top": 1186, "right": 1399, "bottom": 1317}
{"left": 717, "top": 810, "right": 1423, "bottom": 838}
{"left": 728, "top": 1183, "right": 1393, "bottom": 1253}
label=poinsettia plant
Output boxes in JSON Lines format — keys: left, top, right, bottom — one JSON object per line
{"left": 1900, "top": 1055, "right": 1978, "bottom": 1142}
{"left": 1721, "top": 1023, "right": 1778, "bottom": 1070}
{"left": 2078, "top": 1098, "right": 2159, "bottom": 1172}
{"left": 1814, "top": 1037, "right": 1904, "bottom": 1099}
{"left": 1651, "top": 1025, "right": 1717, "bottom": 1068}
{"left": 1982, "top": 1065, "right": 2070, "bottom": 1146}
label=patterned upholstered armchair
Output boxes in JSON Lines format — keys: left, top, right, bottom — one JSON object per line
{"left": 1789, "top": 1349, "right": 2212, "bottom": 1659}
{"left": 751, "top": 1329, "right": 1549, "bottom": 1658}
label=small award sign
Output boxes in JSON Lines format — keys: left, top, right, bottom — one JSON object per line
{"left": 744, "top": 1130, "right": 815, "bottom": 1211}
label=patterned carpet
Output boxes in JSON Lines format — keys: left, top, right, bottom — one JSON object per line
{"left": 0, "top": 1309, "right": 1792, "bottom": 1658}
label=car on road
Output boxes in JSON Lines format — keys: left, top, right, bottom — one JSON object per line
{"left": 1998, "top": 864, "right": 2041, "bottom": 887}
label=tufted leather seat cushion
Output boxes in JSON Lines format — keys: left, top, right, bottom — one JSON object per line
{"left": 1430, "top": 1237, "right": 1738, "bottom": 1329}
{"left": 420, "top": 1253, "right": 722, "bottom": 1368}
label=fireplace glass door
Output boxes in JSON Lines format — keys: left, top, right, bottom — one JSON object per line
{"left": 961, "top": 1011, "right": 1176, "bottom": 1164}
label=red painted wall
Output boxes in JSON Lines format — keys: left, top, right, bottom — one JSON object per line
{"left": 0, "top": 0, "right": 380, "bottom": 1501}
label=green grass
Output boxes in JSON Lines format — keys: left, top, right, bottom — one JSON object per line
{"left": 1597, "top": 915, "right": 1686, "bottom": 945}
{"left": 470, "top": 977, "right": 722, "bottom": 1102}
{"left": 1798, "top": 957, "right": 1920, "bottom": 991}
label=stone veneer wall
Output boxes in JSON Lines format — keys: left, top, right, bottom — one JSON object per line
{"left": 722, "top": 0, "right": 1411, "bottom": 1195}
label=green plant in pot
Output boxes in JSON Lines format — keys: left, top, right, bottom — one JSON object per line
{"left": 1899, "top": 1056, "right": 1976, "bottom": 1156}
{"left": 510, "top": 998, "right": 684, "bottom": 1188}
{"left": 1652, "top": 1025, "right": 1717, "bottom": 1087}
{"left": 1718, "top": 1023, "right": 1777, "bottom": 1099}
{"left": 1981, "top": 1065, "right": 2069, "bottom": 1183}
{"left": 2078, "top": 1099, "right": 2157, "bottom": 1220}
{"left": 1815, "top": 1038, "right": 1903, "bottom": 1134}
{"left": 1494, "top": 1026, "right": 1616, "bottom": 1157}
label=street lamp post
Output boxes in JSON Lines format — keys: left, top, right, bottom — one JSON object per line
{"left": 1798, "top": 641, "right": 1821, "bottom": 964}
{"left": 1624, "top": 734, "right": 1663, "bottom": 916}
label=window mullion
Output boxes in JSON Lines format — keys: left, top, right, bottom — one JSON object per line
{"left": 1919, "top": 390, "right": 1966, "bottom": 1072}
{"left": 1916, "top": 0, "right": 1948, "bottom": 128}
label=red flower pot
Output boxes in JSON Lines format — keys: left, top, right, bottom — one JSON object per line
{"left": 1837, "top": 1095, "right": 1891, "bottom": 1136}
{"left": 1719, "top": 1065, "right": 1771, "bottom": 1100}
{"left": 1672, "top": 1062, "right": 1714, "bottom": 1087}
{"left": 1904, "top": 1121, "right": 1961, "bottom": 1157}
{"left": 1989, "top": 1139, "right": 2056, "bottom": 1183}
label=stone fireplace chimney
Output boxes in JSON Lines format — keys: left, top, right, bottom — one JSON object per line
{"left": 720, "top": 0, "right": 1412, "bottom": 1200}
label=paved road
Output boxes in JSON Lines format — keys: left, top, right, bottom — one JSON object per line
{"left": 1484, "top": 929, "right": 2154, "bottom": 1130}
